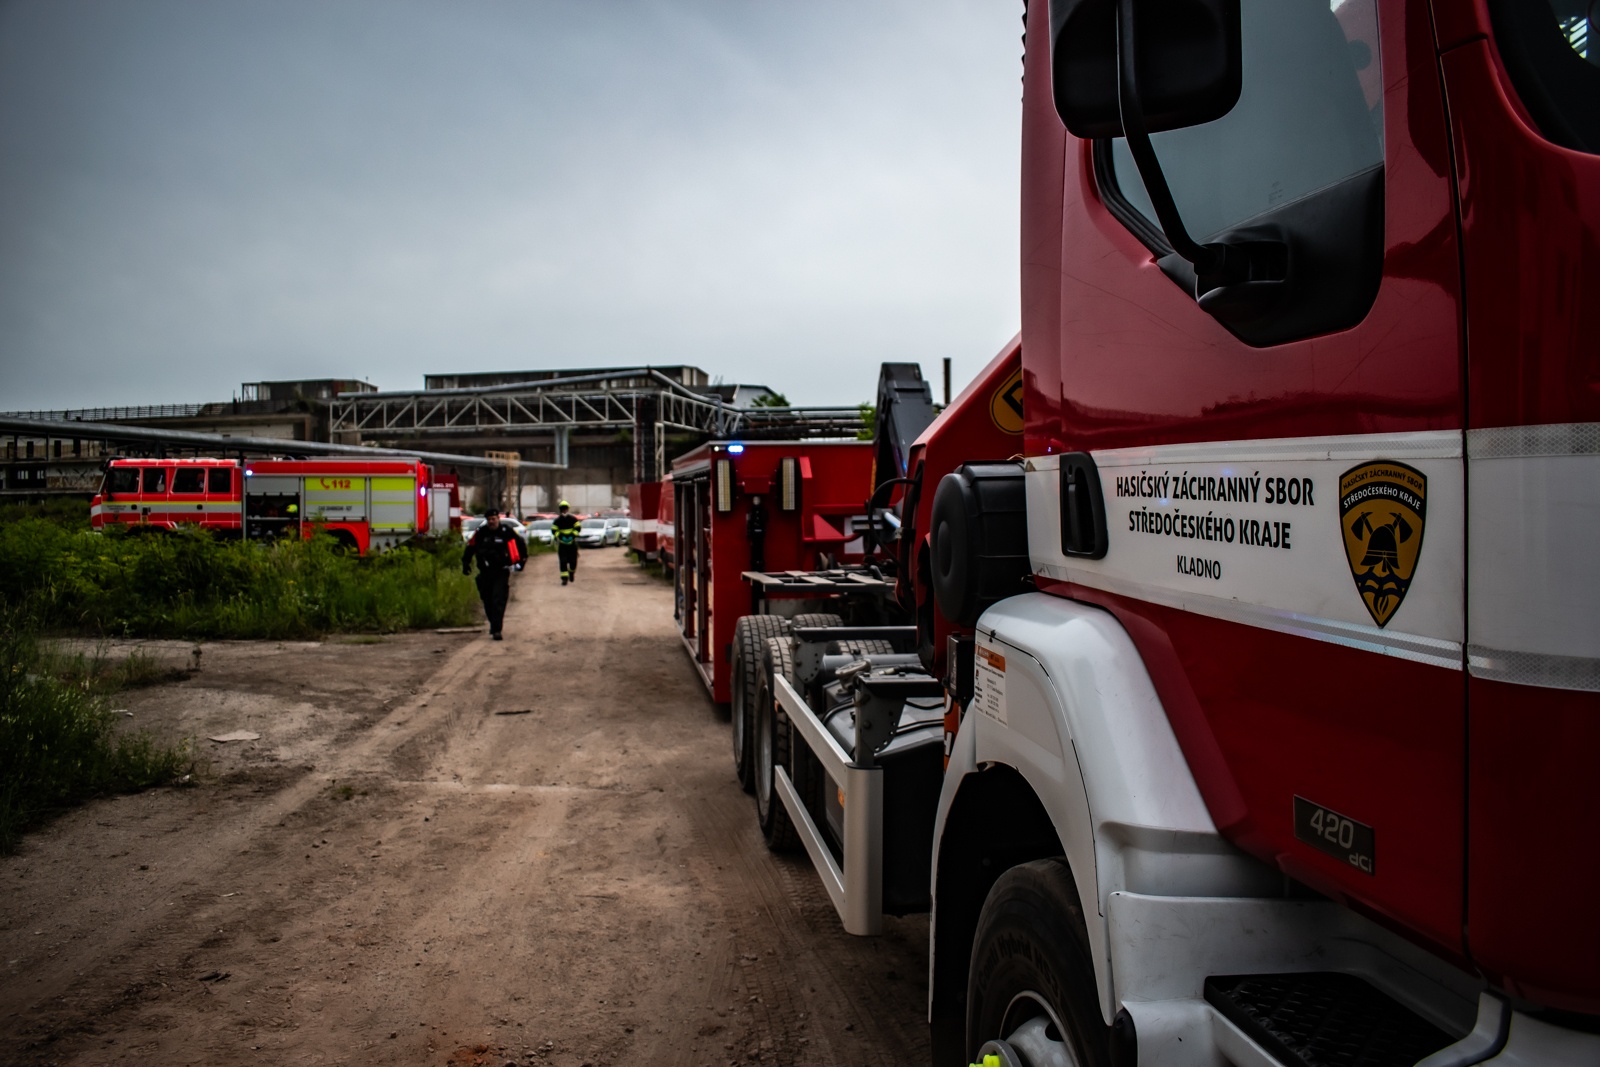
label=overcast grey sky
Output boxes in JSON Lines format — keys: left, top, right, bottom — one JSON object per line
{"left": 0, "top": 1, "right": 1023, "bottom": 410}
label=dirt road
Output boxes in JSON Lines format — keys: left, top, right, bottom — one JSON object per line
{"left": 0, "top": 548, "right": 929, "bottom": 1066}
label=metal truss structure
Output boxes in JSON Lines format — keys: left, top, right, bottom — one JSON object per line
{"left": 330, "top": 367, "right": 868, "bottom": 481}
{"left": 332, "top": 369, "right": 737, "bottom": 438}
{"left": 331, "top": 364, "right": 864, "bottom": 435}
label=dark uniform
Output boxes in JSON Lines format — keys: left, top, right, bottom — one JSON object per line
{"left": 552, "top": 511, "right": 580, "bottom": 585}
{"left": 462, "top": 516, "right": 528, "bottom": 639}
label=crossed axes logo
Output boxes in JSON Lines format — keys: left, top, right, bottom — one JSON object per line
{"left": 1338, "top": 461, "right": 1427, "bottom": 628}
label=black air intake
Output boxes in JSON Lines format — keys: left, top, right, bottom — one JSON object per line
{"left": 929, "top": 462, "right": 1030, "bottom": 628}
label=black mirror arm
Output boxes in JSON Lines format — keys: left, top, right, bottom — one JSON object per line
{"left": 1115, "top": 0, "right": 1224, "bottom": 275}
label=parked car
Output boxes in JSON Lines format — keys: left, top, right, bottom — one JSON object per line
{"left": 576, "top": 518, "right": 608, "bottom": 548}
{"left": 461, "top": 515, "right": 527, "bottom": 544}
{"left": 526, "top": 519, "right": 554, "bottom": 545}
{"left": 603, "top": 517, "right": 630, "bottom": 546}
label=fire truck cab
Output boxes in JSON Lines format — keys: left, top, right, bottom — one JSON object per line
{"left": 92, "top": 456, "right": 454, "bottom": 552}
{"left": 719, "top": 1, "right": 1600, "bottom": 1065}
{"left": 920, "top": 0, "right": 1600, "bottom": 1062}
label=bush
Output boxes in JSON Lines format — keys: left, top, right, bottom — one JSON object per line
{"left": 0, "top": 607, "right": 192, "bottom": 853}
{"left": 0, "top": 521, "right": 479, "bottom": 640}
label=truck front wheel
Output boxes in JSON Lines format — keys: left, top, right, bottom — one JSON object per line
{"left": 966, "top": 858, "right": 1109, "bottom": 1067}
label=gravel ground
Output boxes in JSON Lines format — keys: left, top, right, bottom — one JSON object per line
{"left": 0, "top": 547, "right": 928, "bottom": 1066}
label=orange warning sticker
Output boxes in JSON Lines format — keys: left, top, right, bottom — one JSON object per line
{"left": 973, "top": 643, "right": 1007, "bottom": 724}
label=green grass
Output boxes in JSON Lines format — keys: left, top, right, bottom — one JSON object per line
{"left": 0, "top": 496, "right": 91, "bottom": 527}
{"left": 0, "top": 515, "right": 478, "bottom": 851}
{"left": 38, "top": 644, "right": 198, "bottom": 694}
{"left": 0, "top": 607, "right": 193, "bottom": 853}
{"left": 626, "top": 549, "right": 672, "bottom": 582}
{"left": 0, "top": 520, "right": 479, "bottom": 640}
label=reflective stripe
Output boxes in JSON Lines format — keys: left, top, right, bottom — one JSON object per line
{"left": 1467, "top": 424, "right": 1600, "bottom": 691}
{"left": 1027, "top": 430, "right": 1465, "bottom": 667}
{"left": 370, "top": 477, "right": 415, "bottom": 492}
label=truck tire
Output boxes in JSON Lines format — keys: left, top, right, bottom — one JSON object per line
{"left": 731, "top": 615, "right": 790, "bottom": 793}
{"left": 966, "top": 858, "right": 1110, "bottom": 1067}
{"left": 755, "top": 636, "right": 802, "bottom": 852}
{"left": 830, "top": 638, "right": 896, "bottom": 657}
{"left": 792, "top": 612, "right": 843, "bottom": 629}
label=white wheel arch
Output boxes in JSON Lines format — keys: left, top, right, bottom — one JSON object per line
{"left": 932, "top": 593, "right": 1277, "bottom": 1026}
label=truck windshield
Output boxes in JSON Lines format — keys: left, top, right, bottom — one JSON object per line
{"left": 105, "top": 468, "right": 139, "bottom": 495}
{"left": 1490, "top": 0, "right": 1600, "bottom": 154}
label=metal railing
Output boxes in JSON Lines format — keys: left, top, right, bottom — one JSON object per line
{"left": 0, "top": 404, "right": 210, "bottom": 422}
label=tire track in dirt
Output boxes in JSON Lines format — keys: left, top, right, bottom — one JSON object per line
{"left": 2, "top": 548, "right": 930, "bottom": 1066}
{"left": 682, "top": 787, "right": 931, "bottom": 1067}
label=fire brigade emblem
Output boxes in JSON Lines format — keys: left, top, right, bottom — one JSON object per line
{"left": 1338, "top": 461, "right": 1427, "bottom": 628}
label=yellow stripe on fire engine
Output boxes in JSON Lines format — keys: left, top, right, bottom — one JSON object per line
{"left": 370, "top": 477, "right": 415, "bottom": 493}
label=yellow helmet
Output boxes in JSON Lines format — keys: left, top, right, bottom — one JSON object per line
{"left": 558, "top": 500, "right": 570, "bottom": 509}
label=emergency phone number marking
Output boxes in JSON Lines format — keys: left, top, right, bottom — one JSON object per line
{"left": 315, "top": 478, "right": 355, "bottom": 491}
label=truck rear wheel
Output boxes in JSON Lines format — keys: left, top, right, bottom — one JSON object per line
{"left": 966, "top": 858, "right": 1109, "bottom": 1067}
{"left": 755, "top": 636, "right": 802, "bottom": 852}
{"left": 731, "top": 615, "right": 789, "bottom": 793}
{"left": 792, "top": 612, "right": 843, "bottom": 629}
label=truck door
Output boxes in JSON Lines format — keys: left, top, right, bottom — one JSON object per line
{"left": 140, "top": 465, "right": 171, "bottom": 524}
{"left": 1437, "top": 1, "right": 1600, "bottom": 1013}
{"left": 1025, "top": 0, "right": 1467, "bottom": 955}
{"left": 170, "top": 467, "right": 206, "bottom": 522}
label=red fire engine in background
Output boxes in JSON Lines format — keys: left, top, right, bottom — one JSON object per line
{"left": 91, "top": 456, "right": 461, "bottom": 552}
{"left": 626, "top": 480, "right": 663, "bottom": 560}
{"left": 668, "top": 437, "right": 878, "bottom": 702}
{"left": 697, "top": 2, "right": 1600, "bottom": 1064}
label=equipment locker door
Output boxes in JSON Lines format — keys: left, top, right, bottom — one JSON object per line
{"left": 1022, "top": 0, "right": 1468, "bottom": 955}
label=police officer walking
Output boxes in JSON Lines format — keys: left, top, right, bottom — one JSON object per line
{"left": 462, "top": 510, "right": 527, "bottom": 640}
{"left": 551, "top": 500, "right": 580, "bottom": 585}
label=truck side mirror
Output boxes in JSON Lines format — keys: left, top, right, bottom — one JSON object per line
{"left": 1051, "top": 0, "right": 1242, "bottom": 139}
{"left": 1055, "top": 0, "right": 1278, "bottom": 317}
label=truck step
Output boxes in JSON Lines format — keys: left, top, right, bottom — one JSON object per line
{"left": 1204, "top": 973, "right": 1455, "bottom": 1067}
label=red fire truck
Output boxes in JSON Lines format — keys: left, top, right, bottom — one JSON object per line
{"left": 657, "top": 472, "right": 676, "bottom": 571}
{"left": 91, "top": 456, "right": 460, "bottom": 553}
{"left": 668, "top": 437, "right": 879, "bottom": 701}
{"left": 626, "top": 480, "right": 663, "bottom": 559}
{"left": 719, "top": 2, "right": 1600, "bottom": 1064}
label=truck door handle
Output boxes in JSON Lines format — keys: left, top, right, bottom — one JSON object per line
{"left": 1059, "top": 454, "right": 1108, "bottom": 559}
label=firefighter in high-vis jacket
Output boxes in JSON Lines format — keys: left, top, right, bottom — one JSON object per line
{"left": 551, "top": 500, "right": 580, "bottom": 585}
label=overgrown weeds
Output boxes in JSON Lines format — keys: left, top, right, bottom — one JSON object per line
{"left": 0, "top": 520, "right": 478, "bottom": 640}
{"left": 0, "top": 606, "right": 193, "bottom": 853}
{"left": 39, "top": 644, "right": 198, "bottom": 694}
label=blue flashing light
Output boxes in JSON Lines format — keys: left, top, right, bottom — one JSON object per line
{"left": 727, "top": 443, "right": 745, "bottom": 454}
{"left": 244, "top": 469, "right": 254, "bottom": 477}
